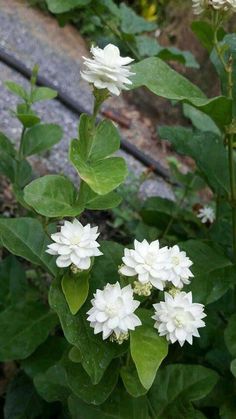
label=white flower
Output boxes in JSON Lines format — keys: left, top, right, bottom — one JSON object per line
{"left": 87, "top": 282, "right": 141, "bottom": 341}
{"left": 197, "top": 206, "right": 215, "bottom": 224}
{"left": 192, "top": 0, "right": 236, "bottom": 14}
{"left": 165, "top": 245, "right": 194, "bottom": 289}
{"left": 81, "top": 43, "right": 135, "bottom": 96}
{"left": 119, "top": 239, "right": 170, "bottom": 290}
{"left": 153, "top": 291, "right": 206, "bottom": 346}
{"left": 46, "top": 219, "right": 102, "bottom": 269}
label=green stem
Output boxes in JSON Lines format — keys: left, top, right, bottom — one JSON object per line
{"left": 213, "top": 22, "right": 236, "bottom": 261}
{"left": 18, "top": 126, "right": 26, "bottom": 161}
{"left": 228, "top": 133, "right": 236, "bottom": 261}
{"left": 160, "top": 176, "right": 196, "bottom": 240}
{"left": 147, "top": 398, "right": 156, "bottom": 419}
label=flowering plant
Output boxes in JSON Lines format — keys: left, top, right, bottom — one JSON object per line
{"left": 1, "top": 2, "right": 236, "bottom": 418}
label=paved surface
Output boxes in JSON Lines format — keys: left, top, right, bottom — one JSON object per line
{"left": 0, "top": 0, "right": 174, "bottom": 200}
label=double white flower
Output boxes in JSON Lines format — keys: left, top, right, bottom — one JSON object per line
{"left": 119, "top": 239, "right": 194, "bottom": 290}
{"left": 81, "top": 43, "right": 134, "bottom": 96}
{"left": 87, "top": 282, "right": 141, "bottom": 341}
{"left": 46, "top": 219, "right": 102, "bottom": 270}
{"left": 192, "top": 0, "right": 236, "bottom": 14}
{"left": 153, "top": 291, "right": 206, "bottom": 346}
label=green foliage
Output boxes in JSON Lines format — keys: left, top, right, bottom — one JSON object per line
{"left": 21, "top": 123, "right": 63, "bottom": 156}
{"left": 0, "top": 301, "right": 57, "bottom": 361}
{"left": 0, "top": 218, "right": 57, "bottom": 275}
{"left": 70, "top": 115, "right": 128, "bottom": 194}
{"left": 4, "top": 373, "right": 45, "bottom": 419}
{"left": 62, "top": 270, "right": 90, "bottom": 315}
{"left": 136, "top": 35, "right": 199, "bottom": 68}
{"left": 131, "top": 57, "right": 231, "bottom": 129}
{"left": 130, "top": 309, "right": 168, "bottom": 390}
{"left": 46, "top": 0, "right": 91, "bottom": 13}
{"left": 148, "top": 364, "right": 219, "bottom": 418}
{"left": 120, "top": 2, "right": 157, "bottom": 34}
{"left": 24, "top": 175, "right": 83, "bottom": 217}
{"left": 159, "top": 127, "right": 229, "bottom": 196}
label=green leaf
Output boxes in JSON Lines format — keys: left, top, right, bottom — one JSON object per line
{"left": 0, "top": 301, "right": 57, "bottom": 361}
{"left": 98, "top": 0, "right": 121, "bottom": 18}
{"left": 131, "top": 57, "right": 231, "bottom": 130}
{"left": 120, "top": 3, "right": 157, "bottom": 34}
{"left": 70, "top": 139, "right": 127, "bottom": 195}
{"left": 180, "top": 240, "right": 232, "bottom": 304}
{"left": 80, "top": 183, "right": 122, "bottom": 210}
{"left": 188, "top": 264, "right": 236, "bottom": 305}
{"left": 68, "top": 389, "right": 149, "bottom": 419}
{"left": 90, "top": 241, "right": 124, "bottom": 292}
{"left": 49, "top": 275, "right": 126, "bottom": 384}
{"left": 31, "top": 87, "right": 57, "bottom": 102}
{"left": 4, "top": 372, "right": 44, "bottom": 419}
{"left": 191, "top": 21, "right": 225, "bottom": 53}
{"left": 159, "top": 127, "right": 229, "bottom": 195}
{"left": 183, "top": 103, "right": 220, "bottom": 135}
{"left": 148, "top": 364, "right": 219, "bottom": 418}
{"left": 17, "top": 159, "right": 33, "bottom": 187}
{"left": 0, "top": 132, "right": 15, "bottom": 156}
{"left": 22, "top": 123, "right": 63, "bottom": 156}
{"left": 24, "top": 175, "right": 83, "bottom": 217}
{"left": 34, "top": 363, "right": 70, "bottom": 403}
{"left": 191, "top": 21, "right": 215, "bottom": 52}
{"left": 135, "top": 36, "right": 199, "bottom": 68}
{"left": 22, "top": 335, "right": 69, "bottom": 379}
{"left": 89, "top": 119, "right": 121, "bottom": 161}
{"left": 225, "top": 314, "right": 236, "bottom": 357}
{"left": 130, "top": 308, "right": 168, "bottom": 390}
{"left": 0, "top": 151, "right": 16, "bottom": 182}
{"left": 62, "top": 271, "right": 89, "bottom": 315}
{"left": 0, "top": 217, "right": 58, "bottom": 276}
{"left": 120, "top": 363, "right": 147, "bottom": 398}
{"left": 5, "top": 81, "right": 28, "bottom": 100}
{"left": 70, "top": 116, "right": 127, "bottom": 195}
{"left": 46, "top": 0, "right": 91, "bottom": 13}
{"left": 0, "top": 256, "right": 27, "bottom": 309}
{"left": 65, "top": 359, "right": 119, "bottom": 405}
{"left": 69, "top": 346, "right": 82, "bottom": 363}
{"left": 230, "top": 359, "right": 236, "bottom": 377}
{"left": 17, "top": 112, "right": 41, "bottom": 128}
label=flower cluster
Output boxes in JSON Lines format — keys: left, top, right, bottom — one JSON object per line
{"left": 47, "top": 222, "right": 206, "bottom": 347}
{"left": 119, "top": 239, "right": 206, "bottom": 346}
{"left": 192, "top": 0, "right": 236, "bottom": 14}
{"left": 119, "top": 239, "right": 193, "bottom": 290}
{"left": 81, "top": 43, "right": 134, "bottom": 96}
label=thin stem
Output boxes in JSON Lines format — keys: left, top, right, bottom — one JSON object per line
{"left": 213, "top": 21, "right": 236, "bottom": 260}
{"left": 147, "top": 398, "right": 156, "bottom": 419}
{"left": 228, "top": 133, "right": 236, "bottom": 261}
{"left": 18, "top": 126, "right": 26, "bottom": 161}
{"left": 160, "top": 177, "right": 196, "bottom": 240}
